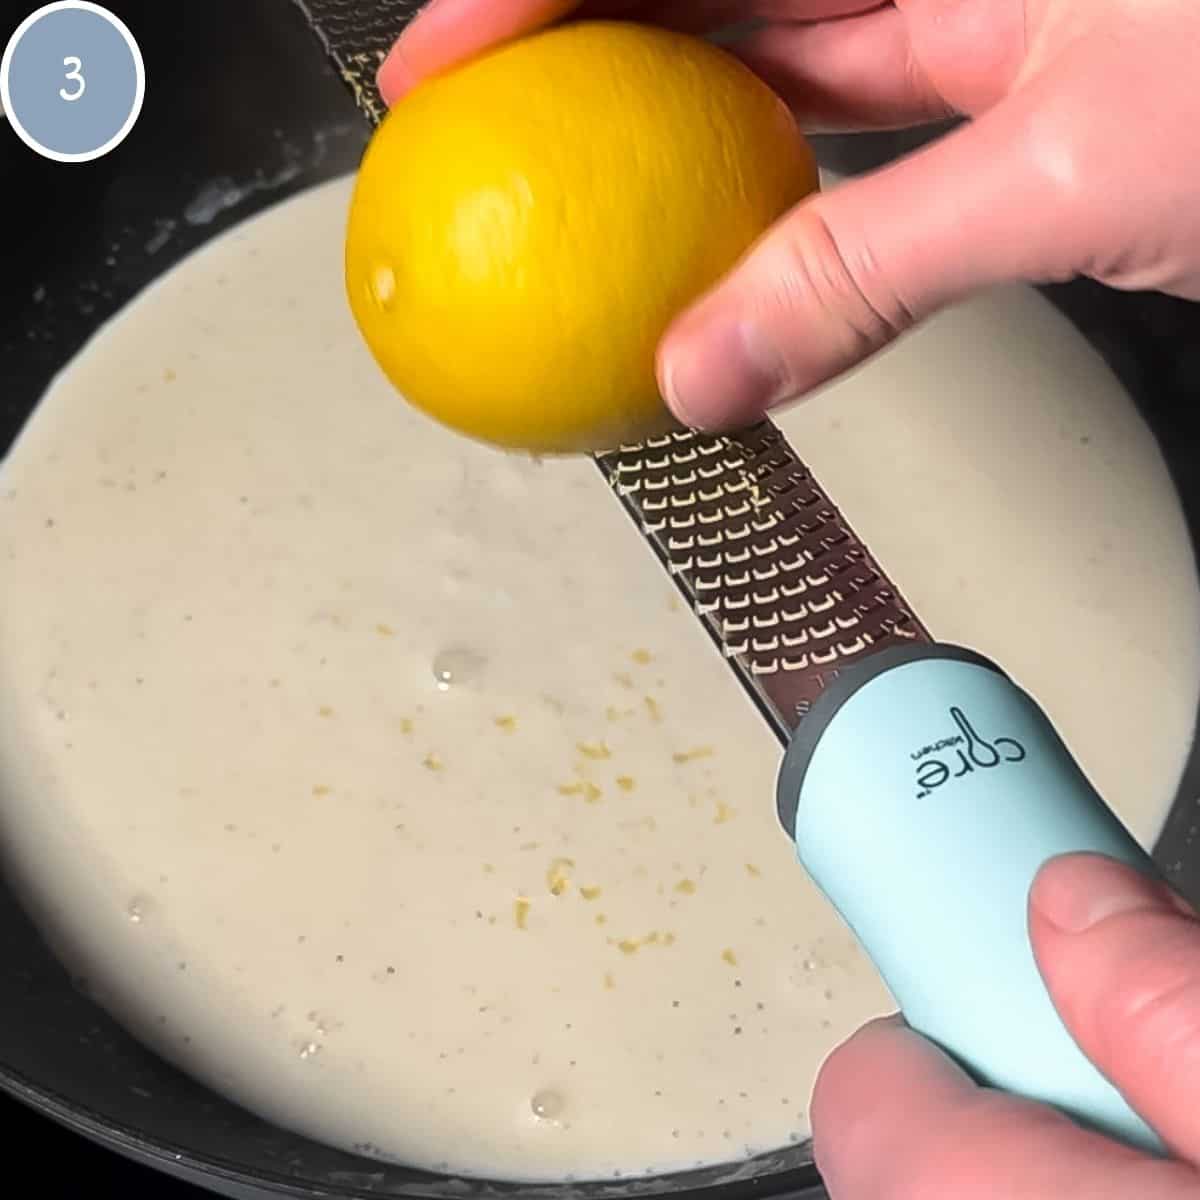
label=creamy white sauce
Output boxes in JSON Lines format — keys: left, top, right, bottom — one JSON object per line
{"left": 0, "top": 176, "right": 1195, "bottom": 1183}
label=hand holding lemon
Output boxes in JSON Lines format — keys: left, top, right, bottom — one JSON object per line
{"left": 344, "top": 21, "right": 817, "bottom": 454}
{"left": 367, "top": 0, "right": 1200, "bottom": 451}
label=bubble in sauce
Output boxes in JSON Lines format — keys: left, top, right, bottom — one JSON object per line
{"left": 432, "top": 646, "right": 486, "bottom": 691}
{"left": 530, "top": 1090, "right": 565, "bottom": 1121}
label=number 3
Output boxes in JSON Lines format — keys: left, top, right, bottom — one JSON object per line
{"left": 60, "top": 55, "right": 85, "bottom": 102}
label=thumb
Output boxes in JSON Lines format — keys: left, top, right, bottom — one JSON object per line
{"left": 657, "top": 83, "right": 1076, "bottom": 431}
{"left": 1029, "top": 852, "right": 1200, "bottom": 1162}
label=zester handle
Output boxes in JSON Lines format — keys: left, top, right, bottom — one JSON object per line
{"left": 776, "top": 644, "right": 1162, "bottom": 1154}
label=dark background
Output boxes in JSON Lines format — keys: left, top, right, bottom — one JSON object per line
{"left": 3, "top": 2, "right": 1200, "bottom": 1197}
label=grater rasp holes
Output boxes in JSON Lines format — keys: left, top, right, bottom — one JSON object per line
{"left": 293, "top": 0, "right": 422, "bottom": 126}
{"left": 596, "top": 425, "right": 929, "bottom": 736}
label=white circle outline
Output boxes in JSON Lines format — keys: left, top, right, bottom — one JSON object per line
{"left": 0, "top": 1, "right": 145, "bottom": 164}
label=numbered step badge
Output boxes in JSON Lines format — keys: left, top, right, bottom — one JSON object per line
{"left": 2, "top": 1, "right": 144, "bottom": 163}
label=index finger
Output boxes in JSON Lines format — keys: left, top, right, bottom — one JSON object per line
{"left": 376, "top": 0, "right": 888, "bottom": 104}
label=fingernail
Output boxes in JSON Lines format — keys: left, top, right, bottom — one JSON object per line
{"left": 1032, "top": 854, "right": 1191, "bottom": 934}
{"left": 659, "top": 313, "right": 789, "bottom": 431}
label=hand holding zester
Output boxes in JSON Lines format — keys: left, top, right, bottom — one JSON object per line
{"left": 814, "top": 852, "right": 1200, "bottom": 1199}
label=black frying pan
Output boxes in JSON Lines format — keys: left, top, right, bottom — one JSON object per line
{"left": 2, "top": 3, "right": 1200, "bottom": 1198}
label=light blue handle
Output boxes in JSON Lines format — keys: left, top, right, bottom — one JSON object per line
{"left": 777, "top": 647, "right": 1161, "bottom": 1153}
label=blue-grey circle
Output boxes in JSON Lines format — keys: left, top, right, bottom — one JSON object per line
{"left": 6, "top": 8, "right": 139, "bottom": 157}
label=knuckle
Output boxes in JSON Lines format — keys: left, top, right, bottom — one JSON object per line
{"left": 1020, "top": 107, "right": 1090, "bottom": 210}
{"left": 900, "top": 41, "right": 956, "bottom": 124}
{"left": 765, "top": 207, "right": 915, "bottom": 357}
{"left": 1101, "top": 951, "right": 1200, "bottom": 1094}
{"left": 1011, "top": 82, "right": 1125, "bottom": 276}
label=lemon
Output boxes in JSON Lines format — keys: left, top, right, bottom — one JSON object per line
{"left": 345, "top": 21, "right": 818, "bottom": 454}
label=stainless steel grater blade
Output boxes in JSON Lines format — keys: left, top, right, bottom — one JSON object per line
{"left": 295, "top": 0, "right": 931, "bottom": 740}
{"left": 594, "top": 428, "right": 929, "bottom": 741}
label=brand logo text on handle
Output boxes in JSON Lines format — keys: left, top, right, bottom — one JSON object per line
{"left": 910, "top": 707, "right": 1026, "bottom": 798}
